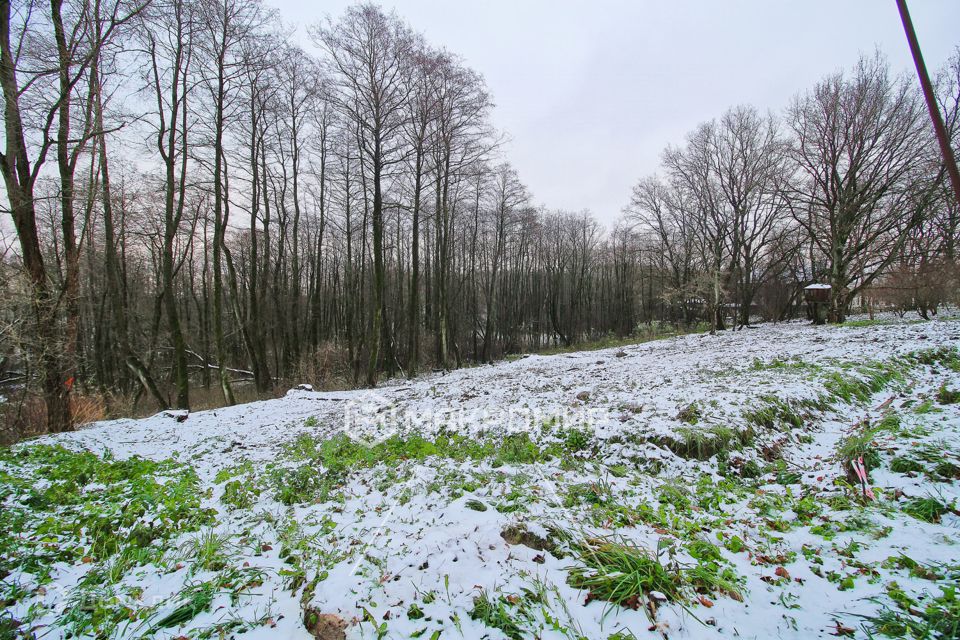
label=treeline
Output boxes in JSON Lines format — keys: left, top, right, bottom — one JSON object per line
{"left": 0, "top": 0, "right": 957, "bottom": 436}
{"left": 0, "top": 0, "right": 641, "bottom": 434}
{"left": 627, "top": 53, "right": 960, "bottom": 330}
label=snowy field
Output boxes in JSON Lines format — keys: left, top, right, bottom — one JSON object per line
{"left": 2, "top": 315, "right": 960, "bottom": 639}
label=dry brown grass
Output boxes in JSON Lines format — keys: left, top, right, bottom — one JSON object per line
{"left": 1, "top": 390, "right": 126, "bottom": 445}
{"left": 70, "top": 393, "right": 109, "bottom": 426}
{"left": 291, "top": 342, "right": 355, "bottom": 391}
{"left": 0, "top": 392, "right": 46, "bottom": 446}
{"left": 186, "top": 383, "right": 283, "bottom": 412}
{"left": 0, "top": 380, "right": 298, "bottom": 446}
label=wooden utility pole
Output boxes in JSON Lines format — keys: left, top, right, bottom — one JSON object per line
{"left": 896, "top": 0, "right": 960, "bottom": 208}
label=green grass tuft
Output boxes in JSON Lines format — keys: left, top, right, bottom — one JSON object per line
{"left": 743, "top": 396, "right": 806, "bottom": 430}
{"left": 469, "top": 590, "right": 525, "bottom": 640}
{"left": 837, "top": 425, "right": 883, "bottom": 473}
{"left": 890, "top": 457, "right": 924, "bottom": 474}
{"left": 902, "top": 496, "right": 952, "bottom": 523}
{"left": 659, "top": 425, "right": 753, "bottom": 461}
{"left": 860, "top": 582, "right": 960, "bottom": 639}
{"left": 566, "top": 535, "right": 743, "bottom": 615}
{"left": 936, "top": 383, "right": 960, "bottom": 405}
{"left": 567, "top": 538, "right": 682, "bottom": 611}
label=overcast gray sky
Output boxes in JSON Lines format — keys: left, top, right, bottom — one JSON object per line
{"left": 267, "top": 0, "right": 960, "bottom": 226}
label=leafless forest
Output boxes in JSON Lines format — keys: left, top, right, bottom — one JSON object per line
{"left": 1, "top": 0, "right": 958, "bottom": 439}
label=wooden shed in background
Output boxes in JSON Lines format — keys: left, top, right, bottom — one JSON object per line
{"left": 804, "top": 283, "right": 831, "bottom": 324}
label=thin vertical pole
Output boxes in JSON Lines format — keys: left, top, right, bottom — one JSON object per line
{"left": 896, "top": 0, "right": 960, "bottom": 207}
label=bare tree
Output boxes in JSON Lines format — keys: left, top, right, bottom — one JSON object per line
{"left": 139, "top": 0, "right": 199, "bottom": 408}
{"left": 787, "top": 54, "right": 933, "bottom": 322}
{"left": 313, "top": 3, "right": 413, "bottom": 387}
{"left": 0, "top": 0, "right": 145, "bottom": 430}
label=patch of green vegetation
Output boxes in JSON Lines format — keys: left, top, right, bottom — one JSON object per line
{"left": 0, "top": 445, "right": 214, "bottom": 588}
{"left": 770, "top": 459, "right": 802, "bottom": 485}
{"left": 275, "top": 514, "right": 339, "bottom": 594}
{"left": 902, "top": 496, "right": 953, "bottom": 524}
{"left": 907, "top": 442, "right": 952, "bottom": 467}
{"left": 465, "top": 498, "right": 487, "bottom": 512}
{"left": 837, "top": 425, "right": 883, "bottom": 473}
{"left": 271, "top": 429, "right": 595, "bottom": 504}
{"left": 734, "top": 458, "right": 763, "bottom": 479}
{"left": 890, "top": 456, "right": 924, "bottom": 474}
{"left": 748, "top": 357, "right": 821, "bottom": 374}
{"left": 147, "top": 567, "right": 266, "bottom": 636}
{"left": 469, "top": 578, "right": 589, "bottom": 640}
{"left": 862, "top": 582, "right": 960, "bottom": 639}
{"left": 658, "top": 424, "right": 753, "bottom": 461}
{"left": 567, "top": 538, "right": 683, "bottom": 611}
{"left": 822, "top": 359, "right": 907, "bottom": 404}
{"left": 221, "top": 478, "right": 260, "bottom": 510}
{"left": 677, "top": 402, "right": 702, "bottom": 425}
{"left": 0, "top": 614, "right": 22, "bottom": 640}
{"left": 909, "top": 346, "right": 960, "bottom": 371}
{"left": 749, "top": 490, "right": 789, "bottom": 518}
{"left": 469, "top": 590, "right": 526, "bottom": 640}
{"left": 178, "top": 530, "right": 234, "bottom": 572}
{"left": 270, "top": 465, "right": 338, "bottom": 505}
{"left": 494, "top": 433, "right": 546, "bottom": 466}
{"left": 936, "top": 383, "right": 960, "bottom": 405}
{"left": 842, "top": 318, "right": 888, "bottom": 327}
{"left": 656, "top": 482, "right": 692, "bottom": 510}
{"left": 59, "top": 583, "right": 148, "bottom": 638}
{"left": 822, "top": 511, "right": 891, "bottom": 540}
{"left": 881, "top": 555, "right": 944, "bottom": 581}
{"left": 743, "top": 396, "right": 806, "bottom": 430}
{"left": 566, "top": 536, "right": 742, "bottom": 615}
{"left": 564, "top": 479, "right": 614, "bottom": 508}
{"left": 914, "top": 398, "right": 938, "bottom": 415}
{"left": 809, "top": 522, "right": 838, "bottom": 540}
{"left": 213, "top": 459, "right": 254, "bottom": 483}
{"left": 793, "top": 493, "right": 821, "bottom": 523}
{"left": 876, "top": 411, "right": 902, "bottom": 434}
{"left": 685, "top": 539, "right": 723, "bottom": 562}
{"left": 608, "top": 464, "right": 628, "bottom": 478}
{"left": 823, "top": 371, "right": 871, "bottom": 403}
{"left": 58, "top": 555, "right": 267, "bottom": 639}
{"left": 561, "top": 427, "right": 593, "bottom": 453}
{"left": 722, "top": 535, "right": 746, "bottom": 554}
{"left": 815, "top": 347, "right": 959, "bottom": 416}
{"left": 934, "top": 460, "right": 960, "bottom": 481}
{"left": 694, "top": 475, "right": 749, "bottom": 511}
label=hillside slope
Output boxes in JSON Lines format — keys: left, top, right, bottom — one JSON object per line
{"left": 2, "top": 317, "right": 960, "bottom": 639}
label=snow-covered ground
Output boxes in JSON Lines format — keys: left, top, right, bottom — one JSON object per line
{"left": 2, "top": 315, "right": 960, "bottom": 639}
